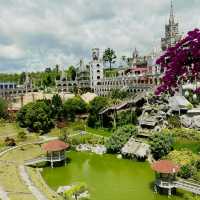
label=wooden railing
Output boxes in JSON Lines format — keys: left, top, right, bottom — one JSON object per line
{"left": 24, "top": 155, "right": 66, "bottom": 166}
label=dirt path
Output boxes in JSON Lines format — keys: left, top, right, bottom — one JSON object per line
{"left": 0, "top": 186, "right": 9, "bottom": 200}
{"left": 19, "top": 165, "right": 48, "bottom": 200}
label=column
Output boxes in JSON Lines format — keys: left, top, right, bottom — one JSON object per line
{"left": 59, "top": 151, "right": 61, "bottom": 161}
{"left": 168, "top": 188, "right": 171, "bottom": 196}
{"left": 51, "top": 152, "right": 53, "bottom": 168}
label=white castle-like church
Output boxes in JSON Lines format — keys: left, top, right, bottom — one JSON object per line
{"left": 56, "top": 0, "right": 182, "bottom": 96}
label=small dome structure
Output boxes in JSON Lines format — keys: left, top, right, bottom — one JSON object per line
{"left": 152, "top": 160, "right": 180, "bottom": 174}
{"left": 42, "top": 140, "right": 69, "bottom": 153}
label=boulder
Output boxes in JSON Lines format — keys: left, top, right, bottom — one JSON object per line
{"left": 191, "top": 116, "right": 200, "bottom": 130}
{"left": 180, "top": 115, "right": 192, "bottom": 128}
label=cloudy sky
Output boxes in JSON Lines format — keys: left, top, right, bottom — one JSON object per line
{"left": 0, "top": 0, "right": 199, "bottom": 73}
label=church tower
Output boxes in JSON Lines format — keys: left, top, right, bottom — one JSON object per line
{"left": 90, "top": 48, "right": 104, "bottom": 88}
{"left": 161, "top": 0, "right": 182, "bottom": 51}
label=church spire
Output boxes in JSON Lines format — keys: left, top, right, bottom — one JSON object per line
{"left": 169, "top": 0, "right": 175, "bottom": 24}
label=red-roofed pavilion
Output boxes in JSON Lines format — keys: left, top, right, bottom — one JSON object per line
{"left": 151, "top": 160, "right": 180, "bottom": 196}
{"left": 42, "top": 140, "right": 70, "bottom": 168}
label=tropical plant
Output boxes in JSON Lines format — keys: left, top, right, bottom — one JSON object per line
{"left": 103, "top": 48, "right": 117, "bottom": 70}
{"left": 106, "top": 125, "right": 138, "bottom": 153}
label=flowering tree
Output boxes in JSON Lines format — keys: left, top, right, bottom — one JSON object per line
{"left": 156, "top": 28, "right": 200, "bottom": 95}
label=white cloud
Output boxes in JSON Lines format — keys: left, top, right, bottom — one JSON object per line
{"left": 0, "top": 44, "right": 24, "bottom": 59}
{"left": 0, "top": 0, "right": 199, "bottom": 72}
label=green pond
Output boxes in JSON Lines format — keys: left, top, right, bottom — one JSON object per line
{"left": 42, "top": 151, "right": 185, "bottom": 200}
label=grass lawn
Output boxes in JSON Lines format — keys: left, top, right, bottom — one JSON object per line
{"left": 0, "top": 123, "right": 23, "bottom": 137}
{"left": 174, "top": 139, "right": 200, "bottom": 154}
{"left": 0, "top": 144, "right": 43, "bottom": 200}
{"left": 48, "top": 121, "right": 112, "bottom": 138}
{"left": 86, "top": 126, "right": 111, "bottom": 137}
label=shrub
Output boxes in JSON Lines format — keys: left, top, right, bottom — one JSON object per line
{"left": 106, "top": 125, "right": 138, "bottom": 153}
{"left": 195, "top": 160, "right": 200, "bottom": 170}
{"left": 166, "top": 150, "right": 198, "bottom": 166}
{"left": 167, "top": 115, "right": 181, "bottom": 129}
{"left": 178, "top": 164, "right": 197, "bottom": 179}
{"left": 150, "top": 133, "right": 174, "bottom": 160}
{"left": 4, "top": 137, "right": 16, "bottom": 146}
{"left": 163, "top": 128, "right": 200, "bottom": 141}
{"left": 17, "top": 131, "right": 27, "bottom": 140}
{"left": 63, "top": 182, "right": 88, "bottom": 200}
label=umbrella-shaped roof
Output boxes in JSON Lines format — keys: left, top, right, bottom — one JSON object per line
{"left": 152, "top": 160, "right": 180, "bottom": 174}
{"left": 42, "top": 140, "right": 69, "bottom": 152}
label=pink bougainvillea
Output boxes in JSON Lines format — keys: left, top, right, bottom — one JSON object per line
{"left": 156, "top": 28, "right": 200, "bottom": 95}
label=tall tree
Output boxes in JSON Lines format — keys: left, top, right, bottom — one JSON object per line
{"left": 0, "top": 98, "right": 8, "bottom": 119}
{"left": 156, "top": 28, "right": 200, "bottom": 95}
{"left": 67, "top": 66, "right": 76, "bottom": 81}
{"left": 51, "top": 94, "right": 63, "bottom": 120}
{"left": 17, "top": 100, "right": 54, "bottom": 133}
{"left": 103, "top": 48, "right": 117, "bottom": 70}
{"left": 19, "top": 72, "right": 26, "bottom": 84}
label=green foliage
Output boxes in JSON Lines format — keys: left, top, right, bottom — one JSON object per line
{"left": 163, "top": 128, "right": 200, "bottom": 141}
{"left": 63, "top": 97, "right": 88, "bottom": 121}
{"left": 179, "top": 164, "right": 196, "bottom": 179}
{"left": 103, "top": 48, "right": 117, "bottom": 70}
{"left": 63, "top": 182, "right": 88, "bottom": 200}
{"left": 87, "top": 97, "right": 109, "bottom": 128}
{"left": 117, "top": 110, "right": 137, "bottom": 127}
{"left": 0, "top": 98, "right": 8, "bottom": 119}
{"left": 17, "top": 131, "right": 27, "bottom": 141}
{"left": 104, "top": 68, "right": 118, "bottom": 77}
{"left": 67, "top": 66, "right": 77, "bottom": 81}
{"left": 106, "top": 125, "right": 138, "bottom": 153}
{"left": 0, "top": 73, "right": 20, "bottom": 83}
{"left": 166, "top": 150, "right": 198, "bottom": 166}
{"left": 167, "top": 115, "right": 181, "bottom": 129}
{"left": 150, "top": 133, "right": 174, "bottom": 160}
{"left": 70, "top": 133, "right": 106, "bottom": 146}
{"left": 19, "top": 72, "right": 26, "bottom": 84}
{"left": 109, "top": 89, "right": 129, "bottom": 100}
{"left": 51, "top": 94, "right": 63, "bottom": 120}
{"left": 17, "top": 100, "right": 54, "bottom": 133}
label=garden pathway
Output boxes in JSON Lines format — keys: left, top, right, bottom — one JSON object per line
{"left": 0, "top": 186, "right": 9, "bottom": 200}
{"left": 19, "top": 165, "right": 48, "bottom": 200}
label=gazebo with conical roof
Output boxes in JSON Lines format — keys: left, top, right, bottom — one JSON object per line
{"left": 42, "top": 140, "right": 70, "bottom": 168}
{"left": 152, "top": 160, "right": 180, "bottom": 196}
